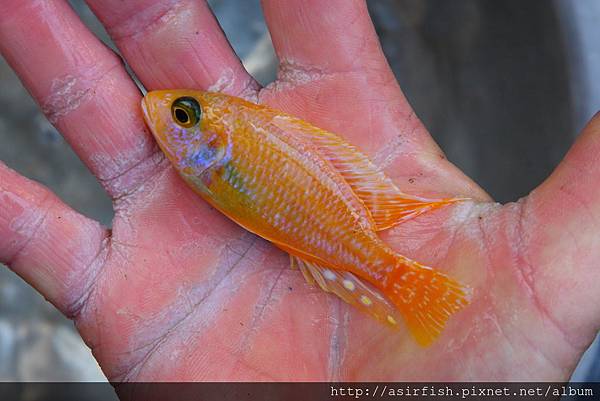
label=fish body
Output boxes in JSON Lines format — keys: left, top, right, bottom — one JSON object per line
{"left": 142, "top": 90, "right": 470, "bottom": 345}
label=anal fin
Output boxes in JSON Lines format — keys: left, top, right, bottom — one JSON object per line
{"left": 291, "top": 256, "right": 402, "bottom": 329}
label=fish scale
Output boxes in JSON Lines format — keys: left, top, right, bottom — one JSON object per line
{"left": 226, "top": 124, "right": 367, "bottom": 265}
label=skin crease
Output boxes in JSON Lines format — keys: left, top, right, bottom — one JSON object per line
{"left": 0, "top": 0, "right": 600, "bottom": 384}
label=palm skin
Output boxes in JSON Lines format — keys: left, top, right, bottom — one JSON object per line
{"left": 1, "top": 0, "right": 599, "bottom": 383}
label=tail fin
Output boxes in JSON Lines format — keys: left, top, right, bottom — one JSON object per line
{"left": 384, "top": 258, "right": 471, "bottom": 346}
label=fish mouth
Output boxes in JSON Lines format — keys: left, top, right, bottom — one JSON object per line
{"left": 141, "top": 96, "right": 155, "bottom": 129}
{"left": 141, "top": 93, "right": 178, "bottom": 163}
{"left": 141, "top": 94, "right": 165, "bottom": 144}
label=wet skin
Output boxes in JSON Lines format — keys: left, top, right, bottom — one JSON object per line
{"left": 1, "top": 0, "right": 600, "bottom": 382}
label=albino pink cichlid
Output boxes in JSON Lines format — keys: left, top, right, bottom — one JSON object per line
{"left": 141, "top": 90, "right": 470, "bottom": 346}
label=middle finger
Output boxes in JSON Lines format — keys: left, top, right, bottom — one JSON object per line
{"left": 86, "top": 0, "right": 259, "bottom": 98}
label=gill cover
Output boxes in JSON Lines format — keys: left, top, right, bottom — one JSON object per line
{"left": 170, "top": 96, "right": 229, "bottom": 177}
{"left": 178, "top": 129, "right": 229, "bottom": 177}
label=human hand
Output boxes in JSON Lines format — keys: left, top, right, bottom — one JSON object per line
{"left": 1, "top": 0, "right": 598, "bottom": 381}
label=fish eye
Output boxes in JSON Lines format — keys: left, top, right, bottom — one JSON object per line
{"left": 171, "top": 97, "right": 202, "bottom": 128}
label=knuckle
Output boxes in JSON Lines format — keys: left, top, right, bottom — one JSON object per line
{"left": 39, "top": 55, "right": 122, "bottom": 125}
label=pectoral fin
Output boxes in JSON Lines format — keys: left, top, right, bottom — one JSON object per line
{"left": 274, "top": 116, "right": 465, "bottom": 230}
{"left": 291, "top": 256, "right": 401, "bottom": 329}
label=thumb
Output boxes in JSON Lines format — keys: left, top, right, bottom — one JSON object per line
{"left": 521, "top": 111, "right": 600, "bottom": 347}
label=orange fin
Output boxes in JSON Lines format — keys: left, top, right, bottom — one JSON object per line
{"left": 272, "top": 116, "right": 465, "bottom": 231}
{"left": 292, "top": 256, "right": 402, "bottom": 329}
{"left": 384, "top": 258, "right": 471, "bottom": 346}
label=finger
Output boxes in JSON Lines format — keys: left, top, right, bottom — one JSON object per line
{"left": 262, "top": 0, "right": 385, "bottom": 75}
{"left": 86, "top": 0, "right": 259, "bottom": 99}
{"left": 0, "top": 0, "right": 159, "bottom": 198}
{"left": 0, "top": 162, "right": 109, "bottom": 316}
{"left": 523, "top": 112, "right": 600, "bottom": 345}
{"left": 261, "top": 0, "right": 486, "bottom": 199}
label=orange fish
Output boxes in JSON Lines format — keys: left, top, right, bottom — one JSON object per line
{"left": 141, "top": 90, "right": 470, "bottom": 346}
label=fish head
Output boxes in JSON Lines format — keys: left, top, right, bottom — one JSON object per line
{"left": 142, "top": 90, "right": 229, "bottom": 177}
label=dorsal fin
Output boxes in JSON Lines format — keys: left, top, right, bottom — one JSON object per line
{"left": 291, "top": 256, "right": 402, "bottom": 330}
{"left": 271, "top": 115, "right": 464, "bottom": 230}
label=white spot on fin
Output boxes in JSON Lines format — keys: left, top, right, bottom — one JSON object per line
{"left": 324, "top": 269, "right": 336, "bottom": 281}
{"left": 343, "top": 279, "right": 355, "bottom": 291}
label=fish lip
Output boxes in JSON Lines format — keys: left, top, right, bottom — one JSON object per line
{"left": 140, "top": 95, "right": 178, "bottom": 163}
{"left": 141, "top": 95, "right": 161, "bottom": 141}
{"left": 141, "top": 96, "right": 153, "bottom": 127}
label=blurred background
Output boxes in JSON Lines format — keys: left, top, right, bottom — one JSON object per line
{"left": 1, "top": 0, "right": 600, "bottom": 388}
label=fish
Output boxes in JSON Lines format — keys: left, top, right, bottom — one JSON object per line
{"left": 141, "top": 90, "right": 471, "bottom": 346}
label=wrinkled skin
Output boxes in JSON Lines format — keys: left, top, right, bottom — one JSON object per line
{"left": 1, "top": 0, "right": 599, "bottom": 383}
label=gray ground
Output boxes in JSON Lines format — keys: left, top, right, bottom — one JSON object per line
{"left": 0, "top": 0, "right": 598, "bottom": 384}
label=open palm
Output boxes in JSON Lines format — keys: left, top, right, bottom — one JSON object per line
{"left": 1, "top": 0, "right": 599, "bottom": 382}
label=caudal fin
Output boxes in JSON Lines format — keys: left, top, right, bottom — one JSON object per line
{"left": 384, "top": 259, "right": 471, "bottom": 346}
